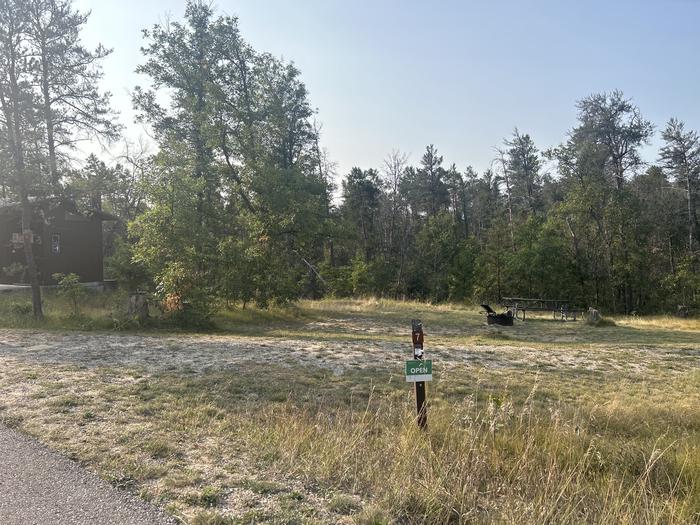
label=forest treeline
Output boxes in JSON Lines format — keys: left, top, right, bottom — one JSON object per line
{"left": 1, "top": 1, "right": 698, "bottom": 321}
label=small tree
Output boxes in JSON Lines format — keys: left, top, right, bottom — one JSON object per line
{"left": 52, "top": 272, "right": 86, "bottom": 316}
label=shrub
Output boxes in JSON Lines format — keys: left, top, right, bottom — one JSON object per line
{"left": 155, "top": 263, "right": 214, "bottom": 328}
{"left": 52, "top": 273, "right": 87, "bottom": 317}
{"left": 106, "top": 237, "right": 150, "bottom": 291}
{"left": 9, "top": 302, "right": 33, "bottom": 317}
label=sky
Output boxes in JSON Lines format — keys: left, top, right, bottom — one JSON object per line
{"left": 74, "top": 0, "right": 700, "bottom": 181}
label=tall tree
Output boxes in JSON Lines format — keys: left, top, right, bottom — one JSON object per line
{"left": 503, "top": 129, "right": 543, "bottom": 215}
{"left": 659, "top": 118, "right": 700, "bottom": 253}
{"left": 402, "top": 144, "right": 449, "bottom": 218}
{"left": 551, "top": 92, "right": 653, "bottom": 312}
{"left": 0, "top": 0, "right": 45, "bottom": 318}
{"left": 381, "top": 149, "right": 408, "bottom": 253}
{"left": 1, "top": 0, "right": 115, "bottom": 318}
{"left": 341, "top": 167, "right": 382, "bottom": 260}
{"left": 574, "top": 91, "right": 653, "bottom": 191}
{"left": 133, "top": 1, "right": 328, "bottom": 312}
{"left": 26, "top": 0, "right": 118, "bottom": 185}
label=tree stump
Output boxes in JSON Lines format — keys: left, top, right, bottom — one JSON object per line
{"left": 587, "top": 307, "right": 600, "bottom": 323}
{"left": 128, "top": 293, "right": 149, "bottom": 322}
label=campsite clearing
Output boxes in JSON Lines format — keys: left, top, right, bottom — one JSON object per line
{"left": 0, "top": 299, "right": 699, "bottom": 524}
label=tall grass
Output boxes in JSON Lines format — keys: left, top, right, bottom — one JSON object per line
{"left": 3, "top": 356, "right": 700, "bottom": 523}
{"left": 613, "top": 315, "right": 700, "bottom": 332}
{"left": 0, "top": 288, "right": 121, "bottom": 330}
{"left": 246, "top": 388, "right": 699, "bottom": 524}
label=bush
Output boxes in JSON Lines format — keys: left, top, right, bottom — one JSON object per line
{"left": 156, "top": 263, "right": 214, "bottom": 328}
{"left": 9, "top": 302, "right": 33, "bottom": 317}
{"left": 52, "top": 273, "right": 87, "bottom": 317}
{"left": 106, "top": 237, "right": 150, "bottom": 291}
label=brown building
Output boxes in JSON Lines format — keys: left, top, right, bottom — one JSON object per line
{"left": 0, "top": 199, "right": 112, "bottom": 285}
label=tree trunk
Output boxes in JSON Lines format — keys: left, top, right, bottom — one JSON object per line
{"left": 499, "top": 155, "right": 515, "bottom": 251}
{"left": 1, "top": 35, "right": 43, "bottom": 320}
{"left": 40, "top": 46, "right": 58, "bottom": 185}
{"left": 687, "top": 171, "right": 695, "bottom": 252}
{"left": 20, "top": 195, "right": 43, "bottom": 319}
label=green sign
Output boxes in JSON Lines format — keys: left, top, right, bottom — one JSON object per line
{"left": 405, "top": 359, "right": 432, "bottom": 382}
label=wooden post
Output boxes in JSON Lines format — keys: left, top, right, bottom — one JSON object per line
{"left": 411, "top": 319, "right": 427, "bottom": 429}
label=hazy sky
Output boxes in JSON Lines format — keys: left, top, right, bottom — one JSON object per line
{"left": 74, "top": 0, "right": 700, "bottom": 180}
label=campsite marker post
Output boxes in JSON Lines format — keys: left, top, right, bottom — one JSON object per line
{"left": 407, "top": 319, "right": 430, "bottom": 429}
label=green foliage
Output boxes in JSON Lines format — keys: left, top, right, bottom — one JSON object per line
{"left": 411, "top": 211, "right": 460, "bottom": 301}
{"left": 9, "top": 301, "right": 32, "bottom": 317}
{"left": 52, "top": 273, "right": 87, "bottom": 317}
{"left": 129, "top": 2, "right": 329, "bottom": 314}
{"left": 3, "top": 0, "right": 689, "bottom": 316}
{"left": 349, "top": 254, "right": 372, "bottom": 296}
{"left": 106, "top": 237, "right": 150, "bottom": 291}
{"left": 663, "top": 255, "right": 700, "bottom": 309}
{"left": 319, "top": 263, "right": 353, "bottom": 298}
{"left": 155, "top": 262, "right": 215, "bottom": 328}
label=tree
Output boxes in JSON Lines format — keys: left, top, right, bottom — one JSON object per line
{"left": 25, "top": 0, "right": 118, "bottom": 185}
{"left": 411, "top": 211, "right": 460, "bottom": 302}
{"left": 503, "top": 129, "right": 543, "bottom": 215}
{"left": 659, "top": 119, "right": 700, "bottom": 253}
{"left": 340, "top": 167, "right": 382, "bottom": 260}
{"left": 574, "top": 91, "right": 653, "bottom": 191}
{"left": 402, "top": 145, "right": 450, "bottom": 218}
{"left": 545, "top": 92, "right": 656, "bottom": 312}
{"left": 133, "top": 1, "right": 329, "bottom": 311}
{"left": 444, "top": 164, "right": 469, "bottom": 239}
{"left": 0, "top": 0, "right": 115, "bottom": 319}
{"left": 130, "top": 148, "right": 215, "bottom": 318}
{"left": 134, "top": 1, "right": 220, "bottom": 226}
{"left": 381, "top": 149, "right": 408, "bottom": 253}
{"left": 0, "top": 0, "right": 45, "bottom": 318}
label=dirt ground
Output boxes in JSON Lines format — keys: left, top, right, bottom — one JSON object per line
{"left": 0, "top": 328, "right": 697, "bottom": 378}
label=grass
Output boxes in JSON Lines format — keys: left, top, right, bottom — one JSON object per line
{"left": 1, "top": 290, "right": 698, "bottom": 346}
{"left": 0, "top": 295, "right": 699, "bottom": 523}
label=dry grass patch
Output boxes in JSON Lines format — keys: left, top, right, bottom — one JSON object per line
{"left": 0, "top": 298, "right": 699, "bottom": 523}
{"left": 0, "top": 356, "right": 699, "bottom": 523}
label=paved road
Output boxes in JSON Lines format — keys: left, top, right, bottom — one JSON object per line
{"left": 0, "top": 424, "right": 176, "bottom": 525}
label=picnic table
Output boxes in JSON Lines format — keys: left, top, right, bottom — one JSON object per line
{"left": 500, "top": 297, "right": 584, "bottom": 321}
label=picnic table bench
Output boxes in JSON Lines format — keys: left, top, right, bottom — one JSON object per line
{"left": 500, "top": 297, "right": 584, "bottom": 321}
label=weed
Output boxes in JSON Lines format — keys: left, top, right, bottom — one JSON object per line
{"left": 328, "top": 494, "right": 361, "bottom": 514}
{"left": 49, "top": 395, "right": 81, "bottom": 410}
{"left": 241, "top": 479, "right": 285, "bottom": 495}
{"left": 9, "top": 302, "right": 33, "bottom": 316}
{"left": 191, "top": 511, "right": 235, "bottom": 525}
{"left": 184, "top": 486, "right": 222, "bottom": 508}
{"left": 355, "top": 505, "right": 389, "bottom": 525}
{"left": 143, "top": 437, "right": 177, "bottom": 459}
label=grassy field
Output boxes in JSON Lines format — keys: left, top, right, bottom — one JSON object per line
{"left": 0, "top": 293, "right": 699, "bottom": 523}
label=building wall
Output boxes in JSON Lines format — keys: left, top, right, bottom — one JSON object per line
{"left": 40, "top": 209, "right": 104, "bottom": 284}
{"left": 0, "top": 204, "right": 104, "bottom": 285}
{"left": 0, "top": 213, "right": 36, "bottom": 283}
